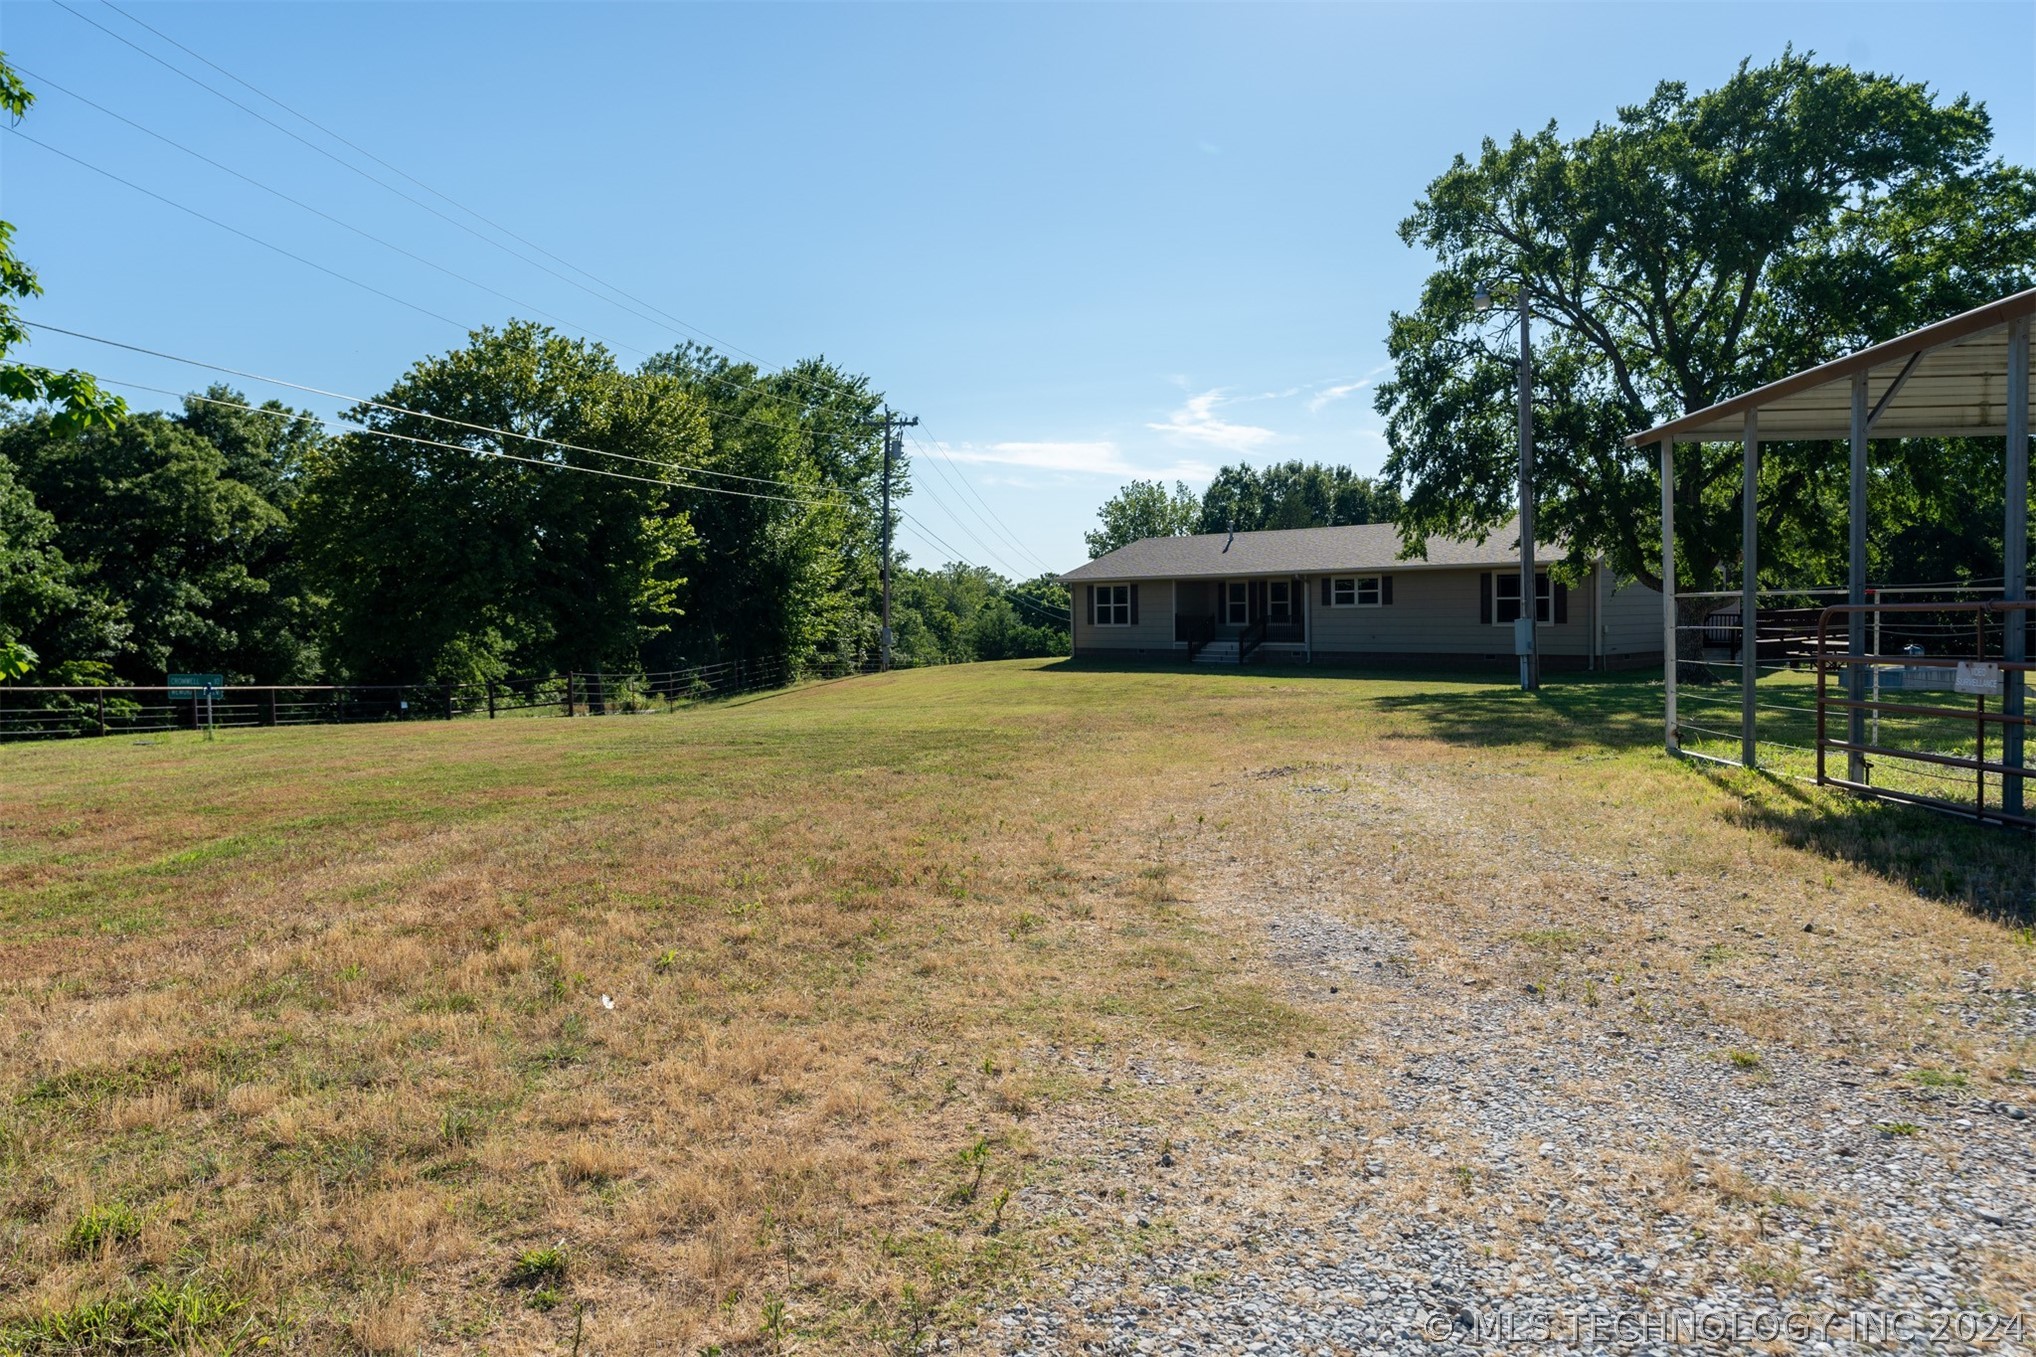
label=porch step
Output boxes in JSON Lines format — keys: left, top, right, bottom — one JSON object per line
{"left": 1193, "top": 641, "right": 1241, "bottom": 664}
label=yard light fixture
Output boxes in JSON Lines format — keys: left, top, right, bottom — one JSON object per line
{"left": 1478, "top": 276, "right": 1538, "bottom": 691}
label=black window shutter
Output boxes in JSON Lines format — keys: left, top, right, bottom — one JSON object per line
{"left": 1321, "top": 577, "right": 1332, "bottom": 607}
{"left": 1129, "top": 583, "right": 1140, "bottom": 626}
{"left": 1554, "top": 579, "right": 1569, "bottom": 624}
{"left": 1381, "top": 575, "right": 1394, "bottom": 606}
{"left": 1086, "top": 584, "right": 1095, "bottom": 626}
{"left": 1479, "top": 572, "right": 1492, "bottom": 625}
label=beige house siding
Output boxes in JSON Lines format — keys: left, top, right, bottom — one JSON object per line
{"left": 1070, "top": 565, "right": 1664, "bottom": 667}
{"left": 1309, "top": 568, "right": 1590, "bottom": 658}
{"left": 1071, "top": 580, "right": 1178, "bottom": 656}
{"left": 1599, "top": 573, "right": 1666, "bottom": 665}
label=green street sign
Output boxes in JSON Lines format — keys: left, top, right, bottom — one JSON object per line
{"left": 168, "top": 672, "right": 224, "bottom": 700}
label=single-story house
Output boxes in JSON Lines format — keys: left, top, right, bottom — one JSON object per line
{"left": 1060, "top": 520, "right": 1662, "bottom": 669}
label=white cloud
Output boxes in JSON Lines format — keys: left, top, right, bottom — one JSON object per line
{"left": 1146, "top": 389, "right": 1281, "bottom": 454}
{"left": 933, "top": 439, "right": 1216, "bottom": 482}
{"left": 1306, "top": 379, "right": 1370, "bottom": 414}
{"left": 1304, "top": 365, "right": 1391, "bottom": 414}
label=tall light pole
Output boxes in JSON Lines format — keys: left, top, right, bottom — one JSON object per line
{"left": 1476, "top": 278, "right": 1538, "bottom": 691}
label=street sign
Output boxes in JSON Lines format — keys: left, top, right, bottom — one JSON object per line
{"left": 167, "top": 673, "right": 224, "bottom": 700}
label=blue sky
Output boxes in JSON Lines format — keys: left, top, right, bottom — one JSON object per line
{"left": 5, "top": 1, "right": 2032, "bottom": 576}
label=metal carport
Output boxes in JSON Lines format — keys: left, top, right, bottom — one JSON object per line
{"left": 1628, "top": 288, "right": 2034, "bottom": 819}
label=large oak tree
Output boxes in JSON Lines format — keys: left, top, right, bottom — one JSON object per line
{"left": 1375, "top": 51, "right": 2036, "bottom": 594}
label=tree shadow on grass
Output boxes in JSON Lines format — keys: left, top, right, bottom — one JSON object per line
{"left": 1696, "top": 765, "right": 2036, "bottom": 923}
{"left": 1365, "top": 673, "right": 1666, "bottom": 752}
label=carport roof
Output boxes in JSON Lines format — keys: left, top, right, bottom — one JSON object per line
{"left": 1626, "top": 287, "right": 2036, "bottom": 445}
{"left": 1061, "top": 519, "right": 1562, "bottom": 582}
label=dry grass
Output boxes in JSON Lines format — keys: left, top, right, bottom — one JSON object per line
{"left": 3, "top": 661, "right": 2032, "bottom": 1352}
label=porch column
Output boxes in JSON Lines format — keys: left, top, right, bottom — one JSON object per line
{"left": 2005, "top": 315, "right": 2030, "bottom": 818}
{"left": 1742, "top": 411, "right": 1759, "bottom": 770}
{"left": 1659, "top": 439, "right": 1677, "bottom": 754}
{"left": 1848, "top": 372, "right": 1869, "bottom": 783}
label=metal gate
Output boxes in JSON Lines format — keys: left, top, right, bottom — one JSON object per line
{"left": 1813, "top": 601, "right": 2033, "bottom": 828}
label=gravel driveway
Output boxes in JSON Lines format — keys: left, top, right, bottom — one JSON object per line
{"left": 988, "top": 755, "right": 2035, "bottom": 1356}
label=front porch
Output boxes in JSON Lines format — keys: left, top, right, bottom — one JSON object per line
{"left": 1172, "top": 577, "right": 1308, "bottom": 662}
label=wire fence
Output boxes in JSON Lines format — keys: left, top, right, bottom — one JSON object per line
{"left": 1668, "top": 583, "right": 2032, "bottom": 822}
{"left": 0, "top": 652, "right": 895, "bottom": 743}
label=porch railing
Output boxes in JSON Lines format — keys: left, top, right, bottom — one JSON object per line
{"left": 1178, "top": 614, "right": 1216, "bottom": 661}
{"left": 1239, "top": 616, "right": 1269, "bottom": 664}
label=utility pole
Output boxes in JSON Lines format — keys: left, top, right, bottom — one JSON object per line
{"left": 1516, "top": 282, "right": 1539, "bottom": 692}
{"left": 866, "top": 407, "right": 918, "bottom": 671}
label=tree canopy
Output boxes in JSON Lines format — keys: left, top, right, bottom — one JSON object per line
{"left": 1374, "top": 50, "right": 2036, "bottom": 591}
{"left": 1087, "top": 460, "right": 1398, "bottom": 557}
{"left": 298, "top": 323, "right": 703, "bottom": 684}
{"left": 1085, "top": 480, "right": 1199, "bottom": 557}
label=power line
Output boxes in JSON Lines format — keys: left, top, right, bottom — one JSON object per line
{"left": 895, "top": 510, "right": 1070, "bottom": 622}
{"left": 4, "top": 128, "right": 474, "bottom": 333}
{"left": 62, "top": 0, "right": 880, "bottom": 415}
{"left": 4, "top": 101, "right": 869, "bottom": 446}
{"left": 97, "top": 377, "right": 833, "bottom": 506}
{"left": 25, "top": 322, "right": 847, "bottom": 498}
{"left": 906, "top": 430, "right": 1060, "bottom": 577}
{"left": 12, "top": 60, "right": 881, "bottom": 442}
{"left": 105, "top": 378, "right": 1070, "bottom": 624}
{"left": 11, "top": 63, "right": 659, "bottom": 361}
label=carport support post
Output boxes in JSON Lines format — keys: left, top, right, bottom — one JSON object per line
{"left": 1741, "top": 411, "right": 1759, "bottom": 770}
{"left": 2005, "top": 314, "right": 2029, "bottom": 818}
{"left": 1847, "top": 373, "right": 1869, "bottom": 783}
{"left": 1659, "top": 439, "right": 1677, "bottom": 754}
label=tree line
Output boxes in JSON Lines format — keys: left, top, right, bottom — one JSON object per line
{"left": 0, "top": 324, "right": 1067, "bottom": 687}
{"left": 1085, "top": 461, "right": 1398, "bottom": 557}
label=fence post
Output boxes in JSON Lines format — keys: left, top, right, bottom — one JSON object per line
{"left": 563, "top": 673, "right": 575, "bottom": 718}
{"left": 487, "top": 680, "right": 496, "bottom": 719}
{"left": 264, "top": 689, "right": 278, "bottom": 728}
{"left": 97, "top": 690, "right": 107, "bottom": 737}
{"left": 444, "top": 682, "right": 455, "bottom": 720}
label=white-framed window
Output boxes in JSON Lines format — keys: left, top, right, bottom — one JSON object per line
{"left": 1494, "top": 572, "right": 1553, "bottom": 624}
{"left": 1268, "top": 580, "right": 1292, "bottom": 622}
{"left": 1330, "top": 575, "right": 1382, "bottom": 607}
{"left": 1225, "top": 581, "right": 1249, "bottom": 625}
{"left": 1095, "top": 583, "right": 1131, "bottom": 626}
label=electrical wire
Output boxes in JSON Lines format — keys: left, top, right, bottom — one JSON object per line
{"left": 906, "top": 430, "right": 1060, "bottom": 578}
{"left": 26, "top": 322, "right": 851, "bottom": 497}
{"left": 4, "top": 128, "right": 472, "bottom": 333}
{"left": 62, "top": 0, "right": 880, "bottom": 415}
{"left": 97, "top": 377, "right": 834, "bottom": 505}
{"left": 11, "top": 63, "right": 658, "bottom": 361}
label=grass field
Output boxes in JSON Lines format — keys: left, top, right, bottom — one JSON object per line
{"left": 3, "top": 661, "right": 2032, "bottom": 1354}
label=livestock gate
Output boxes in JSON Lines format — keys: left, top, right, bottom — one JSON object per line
{"left": 1630, "top": 289, "right": 2034, "bottom": 828}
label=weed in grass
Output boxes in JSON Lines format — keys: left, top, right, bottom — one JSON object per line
{"left": 0, "top": 1278, "right": 249, "bottom": 1353}
{"left": 63, "top": 1200, "right": 142, "bottom": 1257}
{"left": 440, "top": 1107, "right": 487, "bottom": 1148}
{"left": 1725, "top": 1049, "right": 1763, "bottom": 1070}
{"left": 526, "top": 1286, "right": 563, "bottom": 1312}
{"left": 1908, "top": 1068, "right": 1966, "bottom": 1088}
{"left": 761, "top": 1294, "right": 789, "bottom": 1351}
{"left": 1513, "top": 927, "right": 1584, "bottom": 952}
{"left": 950, "top": 1136, "right": 991, "bottom": 1206}
{"left": 653, "top": 948, "right": 679, "bottom": 974}
{"left": 1876, "top": 1121, "right": 1921, "bottom": 1136}
{"left": 507, "top": 1243, "right": 570, "bottom": 1289}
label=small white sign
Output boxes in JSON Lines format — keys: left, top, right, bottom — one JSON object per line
{"left": 1955, "top": 661, "right": 2003, "bottom": 696}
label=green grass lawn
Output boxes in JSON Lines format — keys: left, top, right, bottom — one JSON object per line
{"left": 3, "top": 660, "right": 2030, "bottom": 1354}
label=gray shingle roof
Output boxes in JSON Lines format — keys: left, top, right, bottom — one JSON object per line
{"left": 1060, "top": 519, "right": 1562, "bottom": 582}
